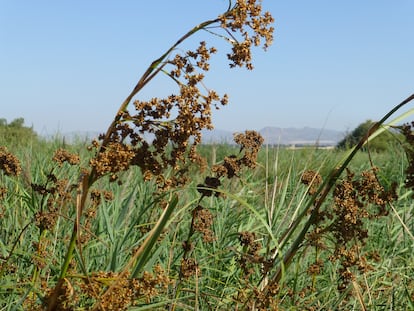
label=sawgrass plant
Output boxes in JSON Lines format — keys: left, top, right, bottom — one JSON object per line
{"left": 1, "top": 1, "right": 414, "bottom": 309}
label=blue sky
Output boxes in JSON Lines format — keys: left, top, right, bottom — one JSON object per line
{"left": 1, "top": 1, "right": 413, "bottom": 136}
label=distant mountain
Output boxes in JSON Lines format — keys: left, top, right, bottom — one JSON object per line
{"left": 201, "top": 127, "right": 344, "bottom": 146}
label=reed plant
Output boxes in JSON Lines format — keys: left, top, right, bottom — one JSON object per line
{"left": 1, "top": 1, "right": 414, "bottom": 310}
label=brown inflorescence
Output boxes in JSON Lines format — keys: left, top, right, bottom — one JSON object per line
{"left": 301, "top": 170, "right": 323, "bottom": 196}
{"left": 249, "top": 285, "right": 280, "bottom": 311}
{"left": 90, "top": 142, "right": 135, "bottom": 182}
{"left": 34, "top": 211, "right": 57, "bottom": 232}
{"left": 0, "top": 186, "right": 7, "bottom": 200}
{"left": 87, "top": 0, "right": 274, "bottom": 189}
{"left": 238, "top": 231, "right": 264, "bottom": 278}
{"left": 213, "top": 130, "right": 264, "bottom": 179}
{"left": 41, "top": 280, "right": 78, "bottom": 311}
{"left": 31, "top": 173, "right": 77, "bottom": 231}
{"left": 90, "top": 189, "right": 103, "bottom": 208}
{"left": 331, "top": 168, "right": 394, "bottom": 246}
{"left": 180, "top": 258, "right": 201, "bottom": 279}
{"left": 234, "top": 130, "right": 264, "bottom": 168}
{"left": 306, "top": 259, "right": 324, "bottom": 276}
{"left": 86, "top": 41, "right": 229, "bottom": 188}
{"left": 191, "top": 205, "right": 215, "bottom": 243}
{"left": 31, "top": 240, "right": 53, "bottom": 272}
{"left": 213, "top": 155, "right": 241, "bottom": 179}
{"left": 182, "top": 130, "right": 264, "bottom": 286}
{"left": 0, "top": 146, "right": 22, "bottom": 176}
{"left": 42, "top": 265, "right": 173, "bottom": 310}
{"left": 52, "top": 148, "right": 80, "bottom": 167}
{"left": 300, "top": 166, "right": 398, "bottom": 298}
{"left": 317, "top": 168, "right": 396, "bottom": 291}
{"left": 220, "top": 0, "right": 274, "bottom": 69}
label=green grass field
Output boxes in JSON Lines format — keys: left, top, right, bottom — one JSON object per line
{"left": 1, "top": 137, "right": 413, "bottom": 310}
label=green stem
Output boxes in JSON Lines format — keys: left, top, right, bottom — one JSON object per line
{"left": 31, "top": 228, "right": 48, "bottom": 284}
{"left": 58, "top": 227, "right": 77, "bottom": 280}
{"left": 47, "top": 174, "right": 90, "bottom": 310}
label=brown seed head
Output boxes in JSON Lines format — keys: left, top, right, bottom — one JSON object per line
{"left": 220, "top": 0, "right": 274, "bottom": 69}
{"left": 0, "top": 147, "right": 21, "bottom": 176}
{"left": 301, "top": 170, "right": 323, "bottom": 195}
{"left": 180, "top": 258, "right": 201, "bottom": 279}
{"left": 52, "top": 148, "right": 80, "bottom": 167}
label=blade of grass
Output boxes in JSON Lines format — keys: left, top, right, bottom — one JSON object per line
{"left": 91, "top": 193, "right": 179, "bottom": 310}
{"left": 131, "top": 193, "right": 179, "bottom": 277}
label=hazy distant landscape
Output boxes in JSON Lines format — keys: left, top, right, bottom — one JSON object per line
{"left": 60, "top": 126, "right": 344, "bottom": 147}
{"left": 201, "top": 126, "right": 344, "bottom": 146}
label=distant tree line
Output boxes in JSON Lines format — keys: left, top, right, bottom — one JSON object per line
{"left": 0, "top": 117, "right": 37, "bottom": 145}
{"left": 336, "top": 119, "right": 396, "bottom": 152}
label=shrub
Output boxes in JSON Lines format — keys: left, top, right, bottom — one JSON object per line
{"left": 337, "top": 119, "right": 396, "bottom": 152}
{"left": 0, "top": 117, "right": 37, "bottom": 146}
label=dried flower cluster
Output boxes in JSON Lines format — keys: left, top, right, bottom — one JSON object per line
{"left": 238, "top": 231, "right": 264, "bottom": 278}
{"left": 40, "top": 265, "right": 172, "bottom": 310}
{"left": 306, "top": 168, "right": 397, "bottom": 290}
{"left": 85, "top": 0, "right": 274, "bottom": 190}
{"left": 31, "top": 172, "right": 77, "bottom": 231}
{"left": 234, "top": 248, "right": 280, "bottom": 311}
{"left": 0, "top": 146, "right": 21, "bottom": 176}
{"left": 234, "top": 130, "right": 264, "bottom": 167}
{"left": 180, "top": 130, "right": 264, "bottom": 287}
{"left": 90, "top": 189, "right": 114, "bottom": 208}
{"left": 86, "top": 40, "right": 227, "bottom": 188}
{"left": 196, "top": 176, "right": 222, "bottom": 198}
{"left": 180, "top": 258, "right": 201, "bottom": 279}
{"left": 0, "top": 186, "right": 7, "bottom": 201}
{"left": 90, "top": 141, "right": 135, "bottom": 182}
{"left": 192, "top": 131, "right": 264, "bottom": 247}
{"left": 220, "top": 0, "right": 274, "bottom": 69}
{"left": 31, "top": 241, "right": 49, "bottom": 270}
{"left": 52, "top": 148, "right": 80, "bottom": 167}
{"left": 301, "top": 170, "right": 322, "bottom": 195}
{"left": 212, "top": 130, "right": 264, "bottom": 179}
{"left": 26, "top": 280, "right": 77, "bottom": 311}
{"left": 191, "top": 205, "right": 215, "bottom": 243}
{"left": 331, "top": 168, "right": 395, "bottom": 244}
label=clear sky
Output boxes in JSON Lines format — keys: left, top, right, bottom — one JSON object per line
{"left": 1, "top": 1, "right": 414, "bottom": 137}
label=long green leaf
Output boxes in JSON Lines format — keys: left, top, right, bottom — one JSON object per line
{"left": 131, "top": 194, "right": 179, "bottom": 278}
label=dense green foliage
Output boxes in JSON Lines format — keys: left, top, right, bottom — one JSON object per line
{"left": 337, "top": 119, "right": 396, "bottom": 152}
{"left": 1, "top": 139, "right": 413, "bottom": 309}
{"left": 0, "top": 117, "right": 37, "bottom": 146}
